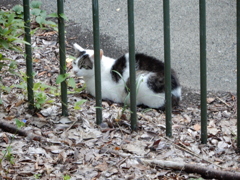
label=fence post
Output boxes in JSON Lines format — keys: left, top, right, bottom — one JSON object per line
{"left": 23, "top": 0, "right": 34, "bottom": 110}
{"left": 163, "top": 0, "right": 172, "bottom": 137}
{"left": 92, "top": 0, "right": 102, "bottom": 125}
{"left": 199, "top": 0, "right": 207, "bottom": 144}
{"left": 57, "top": 0, "right": 68, "bottom": 116}
{"left": 128, "top": 0, "right": 137, "bottom": 131}
{"left": 237, "top": 0, "right": 240, "bottom": 149}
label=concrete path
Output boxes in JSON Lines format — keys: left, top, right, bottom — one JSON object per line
{"left": 2, "top": 0, "right": 237, "bottom": 92}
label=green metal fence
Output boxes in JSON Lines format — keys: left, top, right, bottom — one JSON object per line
{"left": 23, "top": 0, "right": 240, "bottom": 148}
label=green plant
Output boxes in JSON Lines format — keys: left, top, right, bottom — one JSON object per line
{"left": 33, "top": 82, "right": 56, "bottom": 109}
{"left": 56, "top": 73, "right": 86, "bottom": 93}
{"left": 12, "top": 72, "right": 59, "bottom": 109}
{"left": 112, "top": 70, "right": 143, "bottom": 115}
{"left": 0, "top": 7, "right": 28, "bottom": 76}
{"left": 0, "top": 2, "right": 68, "bottom": 110}
{"left": 12, "top": 1, "right": 58, "bottom": 31}
{"left": 74, "top": 100, "right": 87, "bottom": 110}
{"left": 33, "top": 173, "right": 42, "bottom": 179}
{"left": 63, "top": 174, "right": 71, "bottom": 180}
{"left": 2, "top": 146, "right": 14, "bottom": 165}
{"left": 0, "top": 7, "right": 27, "bottom": 104}
{"left": 0, "top": 119, "right": 25, "bottom": 165}
{"left": 0, "top": 9, "right": 26, "bottom": 53}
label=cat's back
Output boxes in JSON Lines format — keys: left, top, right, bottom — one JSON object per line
{"left": 135, "top": 53, "right": 165, "bottom": 72}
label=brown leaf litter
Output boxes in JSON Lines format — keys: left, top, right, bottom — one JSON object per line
{"left": 0, "top": 29, "right": 240, "bottom": 179}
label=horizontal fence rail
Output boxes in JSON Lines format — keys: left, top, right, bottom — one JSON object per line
{"left": 22, "top": 0, "right": 240, "bottom": 148}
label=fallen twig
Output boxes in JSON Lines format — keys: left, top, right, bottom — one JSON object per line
{"left": 164, "top": 137, "right": 224, "bottom": 169}
{"left": 107, "top": 149, "right": 240, "bottom": 180}
{"left": 141, "top": 159, "right": 240, "bottom": 180}
{"left": 215, "top": 96, "right": 231, "bottom": 107}
{"left": 0, "top": 121, "right": 47, "bottom": 142}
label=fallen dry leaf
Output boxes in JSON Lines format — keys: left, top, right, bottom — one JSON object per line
{"left": 193, "top": 123, "right": 201, "bottom": 131}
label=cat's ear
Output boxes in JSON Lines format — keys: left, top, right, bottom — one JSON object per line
{"left": 90, "top": 49, "right": 104, "bottom": 60}
{"left": 73, "top": 43, "right": 85, "bottom": 52}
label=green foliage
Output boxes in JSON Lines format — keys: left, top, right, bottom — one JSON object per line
{"left": 74, "top": 100, "right": 87, "bottom": 110}
{"left": 33, "top": 173, "right": 42, "bottom": 179}
{"left": 29, "top": 1, "right": 57, "bottom": 29}
{"left": 0, "top": 2, "right": 72, "bottom": 111}
{"left": 63, "top": 174, "right": 71, "bottom": 180}
{"left": 56, "top": 74, "right": 70, "bottom": 84}
{"left": 112, "top": 70, "right": 143, "bottom": 115}
{"left": 2, "top": 146, "right": 15, "bottom": 165}
{"left": 15, "top": 119, "right": 26, "bottom": 128}
{"left": 0, "top": 119, "right": 25, "bottom": 165}
{"left": 11, "top": 1, "right": 57, "bottom": 30}
{"left": 0, "top": 7, "right": 26, "bottom": 62}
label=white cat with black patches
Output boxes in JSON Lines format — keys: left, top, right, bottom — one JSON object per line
{"left": 72, "top": 43, "right": 181, "bottom": 109}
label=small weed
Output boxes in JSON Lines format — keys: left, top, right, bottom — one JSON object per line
{"left": 0, "top": 1, "right": 60, "bottom": 108}
{"left": 2, "top": 146, "right": 14, "bottom": 165}
{"left": 74, "top": 100, "right": 87, "bottom": 110}
{"left": 12, "top": 1, "right": 58, "bottom": 31}
{"left": 0, "top": 119, "right": 26, "bottom": 165}
{"left": 33, "top": 173, "right": 42, "bottom": 179}
{"left": 63, "top": 174, "right": 71, "bottom": 180}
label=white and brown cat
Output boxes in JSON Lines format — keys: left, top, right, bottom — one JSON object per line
{"left": 72, "top": 43, "right": 181, "bottom": 109}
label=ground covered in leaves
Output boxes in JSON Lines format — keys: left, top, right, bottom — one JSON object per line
{"left": 0, "top": 29, "right": 240, "bottom": 180}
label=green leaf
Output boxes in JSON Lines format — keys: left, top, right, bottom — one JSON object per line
{"left": 31, "top": 8, "right": 41, "bottom": 16}
{"left": 74, "top": 100, "right": 87, "bottom": 110}
{"left": 63, "top": 175, "right": 71, "bottom": 180}
{"left": 0, "top": 62, "right": 7, "bottom": 70}
{"left": 40, "top": 10, "right": 47, "bottom": 18}
{"left": 7, "top": 13, "right": 14, "bottom": 25}
{"left": 36, "top": 16, "right": 46, "bottom": 25}
{"left": 15, "top": 119, "right": 25, "bottom": 128}
{"left": 12, "top": 5, "right": 23, "bottom": 15}
{"left": 56, "top": 74, "right": 69, "bottom": 84}
{"left": 0, "top": 39, "right": 9, "bottom": 49}
{"left": 30, "top": 1, "right": 42, "bottom": 8}
{"left": 47, "top": 13, "right": 58, "bottom": 18}
{"left": 45, "top": 20, "right": 57, "bottom": 27}
{"left": 68, "top": 77, "right": 76, "bottom": 88}
{"left": 59, "top": 13, "right": 68, "bottom": 20}
{"left": 33, "top": 82, "right": 41, "bottom": 90}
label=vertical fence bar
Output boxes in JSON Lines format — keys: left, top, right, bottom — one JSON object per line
{"left": 23, "top": 0, "right": 34, "bottom": 110}
{"left": 163, "top": 0, "right": 172, "bottom": 137}
{"left": 128, "top": 0, "right": 137, "bottom": 131}
{"left": 237, "top": 0, "right": 240, "bottom": 148}
{"left": 92, "top": 0, "right": 102, "bottom": 125}
{"left": 57, "top": 0, "right": 68, "bottom": 116}
{"left": 199, "top": 0, "right": 207, "bottom": 144}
